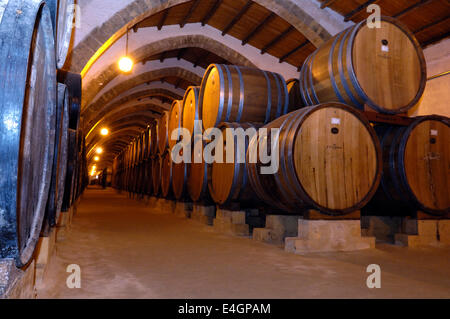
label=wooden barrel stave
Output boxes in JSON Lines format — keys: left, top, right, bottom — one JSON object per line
{"left": 152, "top": 156, "right": 161, "bottom": 196}
{"left": 160, "top": 151, "right": 173, "bottom": 198}
{"left": 187, "top": 137, "right": 211, "bottom": 203}
{"left": 158, "top": 112, "right": 169, "bottom": 154}
{"left": 47, "top": 0, "right": 74, "bottom": 69}
{"left": 0, "top": 0, "right": 57, "bottom": 266}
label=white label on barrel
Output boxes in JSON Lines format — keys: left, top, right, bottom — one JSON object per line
{"left": 331, "top": 118, "right": 341, "bottom": 125}
{"left": 382, "top": 45, "right": 389, "bottom": 52}
{"left": 0, "top": 0, "right": 10, "bottom": 24}
{"left": 431, "top": 130, "right": 438, "bottom": 136}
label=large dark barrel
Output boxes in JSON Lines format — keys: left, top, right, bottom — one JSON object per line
{"left": 0, "top": 0, "right": 57, "bottom": 267}
{"left": 43, "top": 83, "right": 70, "bottom": 234}
{"left": 57, "top": 70, "right": 81, "bottom": 130}
{"left": 182, "top": 87, "right": 201, "bottom": 137}
{"left": 209, "top": 123, "right": 257, "bottom": 206}
{"left": 200, "top": 64, "right": 289, "bottom": 132}
{"left": 286, "top": 79, "right": 304, "bottom": 111}
{"left": 299, "top": 16, "right": 426, "bottom": 114}
{"left": 172, "top": 150, "right": 188, "bottom": 201}
{"left": 150, "top": 120, "right": 159, "bottom": 155}
{"left": 47, "top": 0, "right": 74, "bottom": 69}
{"left": 160, "top": 150, "right": 173, "bottom": 198}
{"left": 188, "top": 137, "right": 210, "bottom": 203}
{"left": 168, "top": 100, "right": 183, "bottom": 149}
{"left": 152, "top": 156, "right": 161, "bottom": 196}
{"left": 62, "top": 129, "right": 77, "bottom": 211}
{"left": 371, "top": 115, "right": 449, "bottom": 215}
{"left": 247, "top": 103, "right": 382, "bottom": 215}
{"left": 158, "top": 111, "right": 169, "bottom": 154}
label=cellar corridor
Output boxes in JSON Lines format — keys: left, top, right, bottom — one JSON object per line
{"left": 35, "top": 188, "right": 450, "bottom": 299}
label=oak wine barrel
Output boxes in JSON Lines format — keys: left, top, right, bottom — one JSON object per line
{"left": 182, "top": 87, "right": 201, "bottom": 137}
{"left": 62, "top": 129, "right": 77, "bottom": 211}
{"left": 209, "top": 123, "right": 258, "bottom": 206}
{"left": 152, "top": 156, "right": 161, "bottom": 196}
{"left": 188, "top": 137, "right": 210, "bottom": 203}
{"left": 168, "top": 100, "right": 183, "bottom": 149}
{"left": 371, "top": 116, "right": 449, "bottom": 215}
{"left": 200, "top": 64, "right": 289, "bottom": 131}
{"left": 247, "top": 103, "right": 382, "bottom": 215}
{"left": 57, "top": 70, "right": 81, "bottom": 130}
{"left": 286, "top": 79, "right": 304, "bottom": 111}
{"left": 43, "top": 83, "right": 70, "bottom": 234}
{"left": 172, "top": 149, "right": 188, "bottom": 200}
{"left": 158, "top": 111, "right": 169, "bottom": 154}
{"left": 47, "top": 0, "right": 74, "bottom": 69}
{"left": 299, "top": 16, "right": 426, "bottom": 114}
{"left": 150, "top": 120, "right": 159, "bottom": 155}
{"left": 0, "top": 0, "right": 57, "bottom": 266}
{"left": 160, "top": 150, "right": 173, "bottom": 198}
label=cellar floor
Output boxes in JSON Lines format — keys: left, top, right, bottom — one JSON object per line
{"left": 37, "top": 187, "right": 450, "bottom": 299}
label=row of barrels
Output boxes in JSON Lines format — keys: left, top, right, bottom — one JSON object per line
{"left": 112, "top": 16, "right": 448, "bottom": 216}
{"left": 0, "top": 0, "right": 84, "bottom": 267}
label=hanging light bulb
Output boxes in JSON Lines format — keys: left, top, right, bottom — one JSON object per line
{"left": 96, "top": 147, "right": 103, "bottom": 154}
{"left": 100, "top": 128, "right": 109, "bottom": 136}
{"left": 94, "top": 156, "right": 100, "bottom": 161}
{"left": 118, "top": 28, "right": 133, "bottom": 73}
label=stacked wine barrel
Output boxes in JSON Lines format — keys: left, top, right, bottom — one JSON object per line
{"left": 0, "top": 0, "right": 83, "bottom": 268}
{"left": 112, "top": 15, "right": 448, "bottom": 219}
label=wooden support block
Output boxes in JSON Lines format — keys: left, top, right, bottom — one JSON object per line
{"left": 174, "top": 202, "right": 193, "bottom": 218}
{"left": 35, "top": 228, "right": 57, "bottom": 267}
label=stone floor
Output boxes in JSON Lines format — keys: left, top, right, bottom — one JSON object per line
{"left": 37, "top": 187, "right": 450, "bottom": 299}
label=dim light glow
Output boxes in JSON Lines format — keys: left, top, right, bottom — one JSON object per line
{"left": 100, "top": 128, "right": 109, "bottom": 136}
{"left": 118, "top": 56, "right": 133, "bottom": 73}
{"left": 94, "top": 156, "right": 100, "bottom": 161}
{"left": 96, "top": 147, "right": 103, "bottom": 154}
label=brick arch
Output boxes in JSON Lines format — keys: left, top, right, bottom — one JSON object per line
{"left": 82, "top": 34, "right": 255, "bottom": 108}
{"left": 82, "top": 67, "right": 201, "bottom": 130}
{"left": 69, "top": 0, "right": 332, "bottom": 74}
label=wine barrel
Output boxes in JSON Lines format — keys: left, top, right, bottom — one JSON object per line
{"left": 200, "top": 64, "right": 289, "bottom": 131}
{"left": 150, "top": 120, "right": 159, "bottom": 155}
{"left": 182, "top": 87, "right": 201, "bottom": 137}
{"left": 209, "top": 123, "right": 258, "bottom": 206}
{"left": 47, "top": 0, "right": 74, "bottom": 69}
{"left": 372, "top": 116, "right": 449, "bottom": 215}
{"left": 299, "top": 16, "right": 426, "bottom": 114}
{"left": 247, "top": 103, "right": 382, "bottom": 215}
{"left": 188, "top": 137, "right": 210, "bottom": 203}
{"left": 43, "top": 83, "right": 70, "bottom": 234}
{"left": 57, "top": 70, "right": 81, "bottom": 130}
{"left": 158, "top": 112, "right": 169, "bottom": 154}
{"left": 172, "top": 149, "right": 188, "bottom": 200}
{"left": 144, "top": 157, "right": 153, "bottom": 196}
{"left": 168, "top": 100, "right": 183, "bottom": 149}
{"left": 62, "top": 129, "right": 77, "bottom": 211}
{"left": 152, "top": 156, "right": 161, "bottom": 196}
{"left": 0, "top": 0, "right": 57, "bottom": 267}
{"left": 160, "top": 150, "right": 173, "bottom": 198}
{"left": 286, "top": 79, "right": 304, "bottom": 111}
